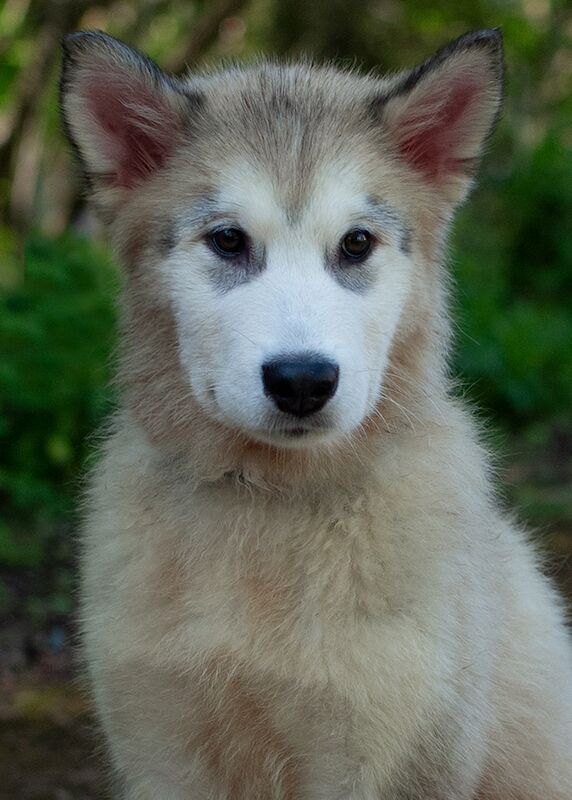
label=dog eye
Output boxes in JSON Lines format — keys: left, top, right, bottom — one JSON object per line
{"left": 340, "top": 229, "right": 372, "bottom": 261}
{"left": 210, "top": 228, "right": 247, "bottom": 257}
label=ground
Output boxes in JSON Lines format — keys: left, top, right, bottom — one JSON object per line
{"left": 0, "top": 671, "right": 105, "bottom": 799}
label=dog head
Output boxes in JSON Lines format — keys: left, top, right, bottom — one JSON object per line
{"left": 61, "top": 31, "right": 503, "bottom": 460}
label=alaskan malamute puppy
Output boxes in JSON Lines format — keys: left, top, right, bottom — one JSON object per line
{"left": 61, "top": 28, "right": 572, "bottom": 799}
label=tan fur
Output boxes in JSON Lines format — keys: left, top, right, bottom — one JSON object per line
{"left": 195, "top": 654, "right": 302, "bottom": 799}
{"left": 62, "top": 30, "right": 572, "bottom": 799}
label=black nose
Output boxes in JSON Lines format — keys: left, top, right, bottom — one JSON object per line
{"left": 262, "top": 354, "right": 339, "bottom": 418}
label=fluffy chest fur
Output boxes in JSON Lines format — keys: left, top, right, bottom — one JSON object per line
{"left": 83, "top": 411, "right": 495, "bottom": 668}
{"left": 81, "top": 413, "right": 501, "bottom": 797}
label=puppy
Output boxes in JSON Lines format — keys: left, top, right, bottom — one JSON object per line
{"left": 61, "top": 28, "right": 572, "bottom": 799}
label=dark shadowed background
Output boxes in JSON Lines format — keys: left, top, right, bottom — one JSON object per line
{"left": 1, "top": 0, "right": 571, "bottom": 797}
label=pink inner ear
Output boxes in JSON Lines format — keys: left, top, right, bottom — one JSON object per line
{"left": 396, "top": 80, "right": 482, "bottom": 180}
{"left": 87, "top": 77, "right": 180, "bottom": 188}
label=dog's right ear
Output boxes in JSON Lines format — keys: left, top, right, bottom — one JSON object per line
{"left": 372, "top": 30, "right": 504, "bottom": 208}
{"left": 60, "top": 32, "right": 201, "bottom": 213}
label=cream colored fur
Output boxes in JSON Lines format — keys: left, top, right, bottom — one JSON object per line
{"left": 61, "top": 30, "right": 572, "bottom": 799}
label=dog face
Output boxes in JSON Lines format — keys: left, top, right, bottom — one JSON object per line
{"left": 161, "top": 160, "right": 413, "bottom": 447}
{"left": 61, "top": 31, "right": 503, "bottom": 450}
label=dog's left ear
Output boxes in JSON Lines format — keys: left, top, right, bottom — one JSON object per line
{"left": 60, "top": 31, "right": 201, "bottom": 215}
{"left": 376, "top": 30, "right": 504, "bottom": 206}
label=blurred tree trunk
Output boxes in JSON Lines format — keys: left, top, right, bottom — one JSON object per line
{"left": 0, "top": 0, "right": 114, "bottom": 236}
{"left": 164, "top": 0, "right": 249, "bottom": 70}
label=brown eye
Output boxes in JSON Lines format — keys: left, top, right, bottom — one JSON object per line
{"left": 341, "top": 229, "right": 372, "bottom": 261}
{"left": 210, "top": 228, "right": 246, "bottom": 257}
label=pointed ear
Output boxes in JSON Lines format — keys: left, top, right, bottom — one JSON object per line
{"left": 60, "top": 32, "right": 201, "bottom": 211}
{"left": 376, "top": 30, "right": 504, "bottom": 205}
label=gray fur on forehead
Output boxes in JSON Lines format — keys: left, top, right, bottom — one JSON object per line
{"left": 183, "top": 62, "right": 386, "bottom": 177}
{"left": 191, "top": 61, "right": 384, "bottom": 119}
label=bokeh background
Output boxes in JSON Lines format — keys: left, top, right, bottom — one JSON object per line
{"left": 1, "top": 0, "right": 571, "bottom": 796}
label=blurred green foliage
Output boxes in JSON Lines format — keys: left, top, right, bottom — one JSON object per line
{"left": 454, "top": 133, "right": 572, "bottom": 430}
{"left": 0, "top": 232, "right": 117, "bottom": 574}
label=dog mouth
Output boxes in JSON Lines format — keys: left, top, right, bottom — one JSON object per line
{"left": 254, "top": 416, "right": 335, "bottom": 447}
{"left": 271, "top": 415, "right": 328, "bottom": 436}
{"left": 204, "top": 387, "right": 336, "bottom": 447}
